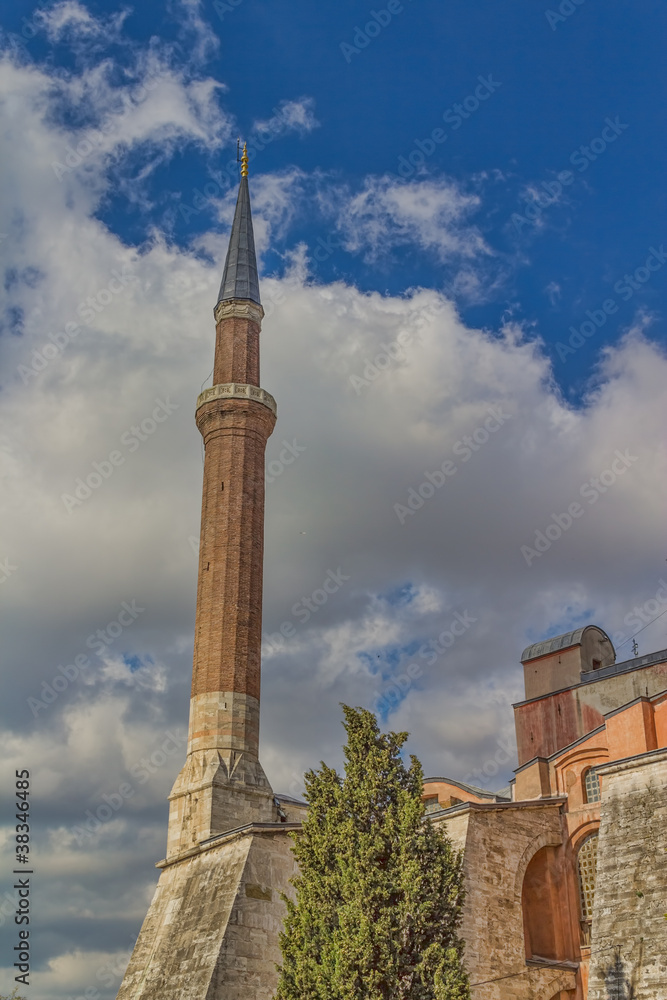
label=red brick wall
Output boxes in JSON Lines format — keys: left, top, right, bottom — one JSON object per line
{"left": 214, "top": 314, "right": 260, "bottom": 386}
{"left": 515, "top": 691, "right": 604, "bottom": 766}
{"left": 192, "top": 315, "right": 275, "bottom": 709}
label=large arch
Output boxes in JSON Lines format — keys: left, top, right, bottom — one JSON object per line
{"left": 522, "top": 846, "right": 560, "bottom": 961}
{"left": 535, "top": 979, "right": 577, "bottom": 1000}
{"left": 521, "top": 845, "right": 577, "bottom": 964}
{"left": 513, "top": 830, "right": 563, "bottom": 903}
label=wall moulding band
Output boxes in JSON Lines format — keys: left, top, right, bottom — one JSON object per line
{"left": 196, "top": 382, "right": 277, "bottom": 417}
{"left": 214, "top": 298, "right": 264, "bottom": 324}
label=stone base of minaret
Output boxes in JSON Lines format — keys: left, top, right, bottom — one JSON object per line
{"left": 166, "top": 748, "right": 277, "bottom": 858}
{"left": 116, "top": 821, "right": 302, "bottom": 1000}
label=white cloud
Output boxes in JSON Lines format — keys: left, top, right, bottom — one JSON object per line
{"left": 328, "top": 174, "right": 490, "bottom": 264}
{"left": 168, "top": 0, "right": 220, "bottom": 65}
{"left": 35, "top": 0, "right": 129, "bottom": 44}
{"left": 253, "top": 96, "right": 320, "bottom": 138}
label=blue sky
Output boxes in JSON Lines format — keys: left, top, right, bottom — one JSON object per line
{"left": 4, "top": 0, "right": 665, "bottom": 398}
{"left": 1, "top": 2, "right": 666, "bottom": 996}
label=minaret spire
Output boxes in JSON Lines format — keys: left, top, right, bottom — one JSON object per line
{"left": 165, "top": 154, "right": 278, "bottom": 859}
{"left": 217, "top": 144, "right": 260, "bottom": 307}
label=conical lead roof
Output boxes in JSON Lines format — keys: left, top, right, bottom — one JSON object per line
{"left": 217, "top": 173, "right": 261, "bottom": 306}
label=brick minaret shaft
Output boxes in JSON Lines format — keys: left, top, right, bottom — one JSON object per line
{"left": 167, "top": 147, "right": 278, "bottom": 859}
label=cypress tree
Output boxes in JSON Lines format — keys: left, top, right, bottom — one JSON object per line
{"left": 275, "top": 706, "right": 470, "bottom": 1000}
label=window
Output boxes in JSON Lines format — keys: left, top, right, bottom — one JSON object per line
{"left": 577, "top": 834, "right": 599, "bottom": 921}
{"left": 423, "top": 796, "right": 440, "bottom": 814}
{"left": 583, "top": 768, "right": 601, "bottom": 803}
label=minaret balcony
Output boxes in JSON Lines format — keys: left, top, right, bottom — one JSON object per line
{"left": 196, "top": 381, "right": 277, "bottom": 417}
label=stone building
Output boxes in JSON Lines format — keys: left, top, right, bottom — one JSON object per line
{"left": 116, "top": 158, "right": 667, "bottom": 999}
{"left": 425, "top": 626, "right": 667, "bottom": 999}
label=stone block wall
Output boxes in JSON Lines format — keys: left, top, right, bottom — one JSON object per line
{"left": 588, "top": 748, "right": 667, "bottom": 999}
{"left": 116, "top": 825, "right": 298, "bottom": 1000}
{"left": 436, "top": 801, "right": 579, "bottom": 1000}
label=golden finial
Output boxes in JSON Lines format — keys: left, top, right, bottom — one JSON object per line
{"left": 241, "top": 141, "right": 248, "bottom": 177}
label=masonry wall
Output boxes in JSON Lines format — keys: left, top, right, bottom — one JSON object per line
{"left": 116, "top": 827, "right": 297, "bottom": 1000}
{"left": 436, "top": 803, "right": 580, "bottom": 1000}
{"left": 587, "top": 749, "right": 667, "bottom": 1000}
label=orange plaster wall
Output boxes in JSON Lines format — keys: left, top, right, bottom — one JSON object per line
{"left": 422, "top": 780, "right": 491, "bottom": 807}
{"left": 654, "top": 695, "right": 667, "bottom": 747}
{"left": 514, "top": 690, "right": 605, "bottom": 766}
{"left": 522, "top": 645, "right": 582, "bottom": 700}
{"left": 514, "top": 758, "right": 551, "bottom": 800}
{"left": 605, "top": 700, "right": 657, "bottom": 760}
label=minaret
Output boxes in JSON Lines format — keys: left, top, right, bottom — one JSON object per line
{"left": 116, "top": 150, "right": 304, "bottom": 1000}
{"left": 166, "top": 144, "right": 279, "bottom": 858}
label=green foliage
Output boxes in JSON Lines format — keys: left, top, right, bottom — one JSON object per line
{"left": 275, "top": 706, "right": 470, "bottom": 1000}
{"left": 0, "top": 990, "right": 28, "bottom": 1000}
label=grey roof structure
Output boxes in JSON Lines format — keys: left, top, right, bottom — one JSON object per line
{"left": 521, "top": 625, "right": 598, "bottom": 663}
{"left": 217, "top": 174, "right": 261, "bottom": 305}
{"left": 423, "top": 777, "right": 511, "bottom": 801}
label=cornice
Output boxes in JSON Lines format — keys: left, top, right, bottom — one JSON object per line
{"left": 214, "top": 298, "right": 264, "bottom": 325}
{"left": 196, "top": 382, "right": 277, "bottom": 417}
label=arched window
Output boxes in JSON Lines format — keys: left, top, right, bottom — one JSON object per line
{"left": 577, "top": 833, "right": 599, "bottom": 922}
{"left": 583, "top": 767, "right": 601, "bottom": 803}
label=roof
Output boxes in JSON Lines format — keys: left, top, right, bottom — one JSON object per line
{"left": 423, "top": 777, "right": 511, "bottom": 801}
{"left": 513, "top": 646, "right": 667, "bottom": 707}
{"left": 217, "top": 174, "right": 261, "bottom": 305}
{"left": 521, "top": 625, "right": 598, "bottom": 663}
{"left": 275, "top": 793, "right": 307, "bottom": 807}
